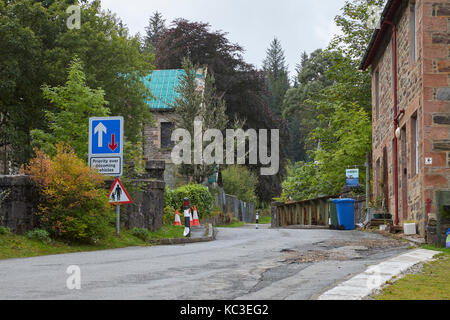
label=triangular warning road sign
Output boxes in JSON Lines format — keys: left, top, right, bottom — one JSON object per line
{"left": 108, "top": 177, "right": 133, "bottom": 204}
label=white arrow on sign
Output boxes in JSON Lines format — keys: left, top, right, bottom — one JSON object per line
{"left": 94, "top": 122, "right": 107, "bottom": 147}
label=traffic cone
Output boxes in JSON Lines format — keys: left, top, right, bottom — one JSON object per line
{"left": 189, "top": 208, "right": 193, "bottom": 225}
{"left": 174, "top": 210, "right": 182, "bottom": 226}
{"left": 192, "top": 205, "right": 200, "bottom": 226}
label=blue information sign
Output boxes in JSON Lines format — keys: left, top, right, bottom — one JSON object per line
{"left": 346, "top": 169, "right": 359, "bottom": 187}
{"left": 90, "top": 119, "right": 122, "bottom": 154}
{"left": 89, "top": 117, "right": 123, "bottom": 176}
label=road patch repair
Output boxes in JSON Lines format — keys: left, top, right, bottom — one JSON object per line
{"left": 317, "top": 248, "right": 438, "bottom": 300}
{"left": 280, "top": 238, "right": 406, "bottom": 263}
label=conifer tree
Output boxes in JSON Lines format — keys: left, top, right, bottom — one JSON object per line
{"left": 262, "top": 38, "right": 290, "bottom": 116}
{"left": 144, "top": 11, "right": 166, "bottom": 53}
{"left": 173, "top": 58, "right": 228, "bottom": 183}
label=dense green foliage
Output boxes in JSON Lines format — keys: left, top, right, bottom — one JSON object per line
{"left": 222, "top": 166, "right": 258, "bottom": 203}
{"left": 25, "top": 229, "right": 51, "bottom": 244}
{"left": 280, "top": 0, "right": 379, "bottom": 200}
{"left": 31, "top": 57, "right": 110, "bottom": 159}
{"left": 1, "top": 0, "right": 382, "bottom": 215}
{"left": 0, "top": 0, "right": 153, "bottom": 169}
{"left": 165, "top": 184, "right": 214, "bottom": 220}
{"left": 281, "top": 49, "right": 340, "bottom": 159}
{"left": 155, "top": 19, "right": 289, "bottom": 201}
{"left": 262, "top": 38, "right": 290, "bottom": 117}
{"left": 143, "top": 11, "right": 166, "bottom": 53}
{"left": 0, "top": 226, "right": 10, "bottom": 235}
{"left": 173, "top": 58, "right": 228, "bottom": 183}
{"left": 163, "top": 206, "right": 177, "bottom": 226}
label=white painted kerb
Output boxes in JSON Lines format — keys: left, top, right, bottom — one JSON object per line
{"left": 317, "top": 249, "right": 438, "bottom": 300}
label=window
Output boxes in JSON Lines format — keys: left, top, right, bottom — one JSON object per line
{"left": 375, "top": 70, "right": 380, "bottom": 120}
{"left": 160, "top": 122, "right": 174, "bottom": 149}
{"left": 410, "top": 1, "right": 417, "bottom": 63}
{"left": 411, "top": 114, "right": 419, "bottom": 176}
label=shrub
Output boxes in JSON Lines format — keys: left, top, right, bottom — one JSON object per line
{"left": 25, "top": 229, "right": 51, "bottom": 244}
{"left": 164, "top": 186, "right": 175, "bottom": 208}
{"left": 25, "top": 144, "right": 114, "bottom": 244}
{"left": 222, "top": 165, "right": 258, "bottom": 203}
{"left": 171, "top": 184, "right": 213, "bottom": 220}
{"left": 131, "top": 228, "right": 149, "bottom": 242}
{"left": 163, "top": 206, "right": 176, "bottom": 226}
{"left": 0, "top": 226, "right": 10, "bottom": 235}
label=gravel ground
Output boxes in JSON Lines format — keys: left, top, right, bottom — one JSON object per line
{"left": 280, "top": 238, "right": 407, "bottom": 264}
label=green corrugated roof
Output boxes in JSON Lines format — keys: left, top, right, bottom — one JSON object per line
{"left": 143, "top": 69, "right": 205, "bottom": 110}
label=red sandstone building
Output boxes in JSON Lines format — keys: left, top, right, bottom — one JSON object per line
{"left": 360, "top": 0, "right": 449, "bottom": 238}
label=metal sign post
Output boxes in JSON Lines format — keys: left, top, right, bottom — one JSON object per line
{"left": 115, "top": 205, "right": 120, "bottom": 236}
{"left": 107, "top": 178, "right": 133, "bottom": 237}
{"left": 89, "top": 116, "right": 129, "bottom": 237}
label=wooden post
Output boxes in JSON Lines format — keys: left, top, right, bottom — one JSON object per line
{"left": 308, "top": 204, "right": 312, "bottom": 225}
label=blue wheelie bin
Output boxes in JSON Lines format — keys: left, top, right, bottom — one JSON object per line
{"left": 331, "top": 199, "right": 356, "bottom": 230}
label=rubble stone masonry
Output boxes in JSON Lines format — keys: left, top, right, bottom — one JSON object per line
{"left": 371, "top": 0, "right": 449, "bottom": 236}
{"left": 143, "top": 111, "right": 180, "bottom": 188}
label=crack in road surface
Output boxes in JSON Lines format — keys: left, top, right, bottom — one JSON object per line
{"left": 0, "top": 227, "right": 410, "bottom": 300}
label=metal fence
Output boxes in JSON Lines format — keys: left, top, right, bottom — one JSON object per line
{"left": 214, "top": 189, "right": 256, "bottom": 223}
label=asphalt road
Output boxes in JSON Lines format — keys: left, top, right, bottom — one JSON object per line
{"left": 0, "top": 225, "right": 409, "bottom": 300}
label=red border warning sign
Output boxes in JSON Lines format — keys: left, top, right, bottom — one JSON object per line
{"left": 108, "top": 177, "right": 133, "bottom": 205}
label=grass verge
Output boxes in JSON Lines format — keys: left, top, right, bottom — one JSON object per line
{"left": 146, "top": 225, "right": 185, "bottom": 239}
{"left": 258, "top": 215, "right": 271, "bottom": 224}
{"left": 216, "top": 215, "right": 271, "bottom": 228}
{"left": 374, "top": 245, "right": 450, "bottom": 300}
{"left": 0, "top": 225, "right": 184, "bottom": 260}
{"left": 217, "top": 218, "right": 245, "bottom": 228}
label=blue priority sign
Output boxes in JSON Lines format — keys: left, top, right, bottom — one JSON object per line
{"left": 89, "top": 116, "right": 123, "bottom": 176}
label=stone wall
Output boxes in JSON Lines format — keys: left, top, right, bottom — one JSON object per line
{"left": 107, "top": 160, "right": 166, "bottom": 232}
{"left": 370, "top": 0, "right": 450, "bottom": 236}
{"left": 0, "top": 175, "right": 38, "bottom": 233}
{"left": 0, "top": 161, "right": 166, "bottom": 234}
{"left": 372, "top": 0, "right": 424, "bottom": 228}
{"left": 422, "top": 1, "right": 450, "bottom": 236}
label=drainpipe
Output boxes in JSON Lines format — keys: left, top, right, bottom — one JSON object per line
{"left": 385, "top": 20, "right": 399, "bottom": 226}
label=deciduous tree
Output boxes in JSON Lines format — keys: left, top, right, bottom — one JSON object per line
{"left": 156, "top": 19, "right": 289, "bottom": 201}
{"left": 31, "top": 57, "right": 109, "bottom": 159}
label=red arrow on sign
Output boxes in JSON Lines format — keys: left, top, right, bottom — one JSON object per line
{"left": 108, "top": 133, "right": 118, "bottom": 151}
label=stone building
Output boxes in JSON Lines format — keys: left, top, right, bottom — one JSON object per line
{"left": 360, "top": 0, "right": 449, "bottom": 237}
{"left": 142, "top": 69, "right": 206, "bottom": 188}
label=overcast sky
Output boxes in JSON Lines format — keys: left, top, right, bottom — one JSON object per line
{"left": 100, "top": 0, "right": 346, "bottom": 79}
